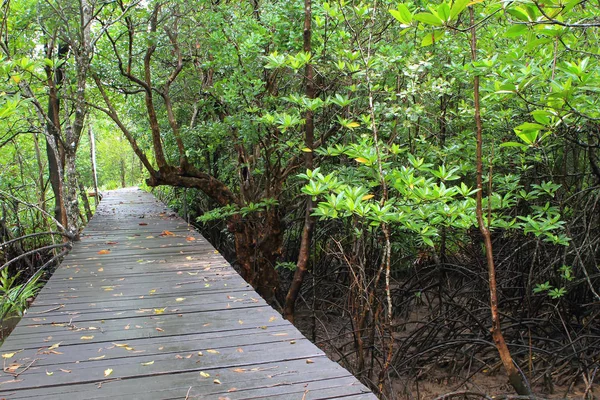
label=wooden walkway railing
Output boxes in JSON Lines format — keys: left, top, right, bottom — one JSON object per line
{"left": 0, "top": 188, "right": 375, "bottom": 399}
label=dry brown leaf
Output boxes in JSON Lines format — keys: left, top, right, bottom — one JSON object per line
{"left": 97, "top": 250, "right": 110, "bottom": 255}
{"left": 186, "top": 236, "right": 196, "bottom": 241}
{"left": 80, "top": 335, "right": 94, "bottom": 340}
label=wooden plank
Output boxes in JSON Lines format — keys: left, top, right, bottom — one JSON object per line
{"left": 0, "top": 188, "right": 375, "bottom": 399}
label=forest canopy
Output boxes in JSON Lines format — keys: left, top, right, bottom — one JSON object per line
{"left": 1, "top": 0, "right": 599, "bottom": 398}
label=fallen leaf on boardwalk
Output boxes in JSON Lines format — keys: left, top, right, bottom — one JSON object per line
{"left": 206, "top": 349, "right": 219, "bottom": 354}
{"left": 141, "top": 361, "right": 154, "bottom": 366}
{"left": 213, "top": 250, "right": 219, "bottom": 254}
{"left": 146, "top": 236, "right": 154, "bottom": 239}
{"left": 213, "top": 379, "right": 221, "bottom": 384}
{"left": 97, "top": 250, "right": 110, "bottom": 255}
{"left": 197, "top": 351, "right": 203, "bottom": 356}
{"left": 185, "top": 256, "right": 193, "bottom": 260}
{"left": 97, "top": 267, "right": 104, "bottom": 272}
{"left": 228, "top": 388, "right": 237, "bottom": 392}
{"left": 258, "top": 326, "right": 267, "bottom": 329}
{"left": 176, "top": 297, "right": 185, "bottom": 302}
{"left": 149, "top": 289, "right": 156, "bottom": 294}
{"left": 269, "top": 316, "right": 277, "bottom": 322}
{"left": 159, "top": 230, "right": 175, "bottom": 236}
{"left": 290, "top": 340, "right": 296, "bottom": 344}
{"left": 46, "top": 370, "right": 53, "bottom": 376}
{"left": 80, "top": 335, "right": 94, "bottom": 340}
{"left": 153, "top": 308, "right": 166, "bottom": 314}
{"left": 113, "top": 343, "right": 129, "bottom": 347}
{"left": 60, "top": 369, "right": 71, "bottom": 373}
{"left": 104, "top": 368, "right": 113, "bottom": 377}
{"left": 48, "top": 343, "right": 61, "bottom": 350}
{"left": 236, "top": 348, "right": 244, "bottom": 353}
{"left": 238, "top": 320, "right": 243, "bottom": 325}
{"left": 106, "top": 241, "right": 118, "bottom": 245}
{"left": 2, "top": 352, "right": 16, "bottom": 359}
{"left": 6, "top": 364, "right": 20, "bottom": 373}
{"left": 199, "top": 371, "right": 210, "bottom": 378}
{"left": 139, "top": 222, "right": 148, "bottom": 226}
{"left": 306, "top": 359, "right": 314, "bottom": 364}
{"left": 156, "top": 327, "right": 164, "bottom": 332}
{"left": 187, "top": 271, "right": 198, "bottom": 276}
{"left": 124, "top": 324, "right": 130, "bottom": 330}
{"left": 232, "top": 368, "right": 246, "bottom": 373}
{"left": 186, "top": 236, "right": 195, "bottom": 241}
{"left": 89, "top": 355, "right": 105, "bottom": 360}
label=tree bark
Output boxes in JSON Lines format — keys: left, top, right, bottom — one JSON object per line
{"left": 88, "top": 125, "right": 99, "bottom": 204}
{"left": 470, "top": 7, "right": 530, "bottom": 396}
{"left": 284, "top": 0, "right": 315, "bottom": 323}
{"left": 45, "top": 42, "right": 69, "bottom": 228}
{"left": 78, "top": 174, "right": 92, "bottom": 221}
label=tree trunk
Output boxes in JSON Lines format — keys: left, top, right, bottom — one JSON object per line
{"left": 78, "top": 174, "right": 92, "bottom": 221}
{"left": 470, "top": 7, "right": 530, "bottom": 396}
{"left": 283, "top": 0, "right": 315, "bottom": 323}
{"left": 120, "top": 159, "right": 126, "bottom": 187}
{"left": 32, "top": 130, "right": 47, "bottom": 228}
{"left": 45, "top": 42, "right": 69, "bottom": 228}
{"left": 88, "top": 126, "right": 99, "bottom": 205}
{"left": 64, "top": 146, "right": 80, "bottom": 240}
{"left": 230, "top": 210, "right": 282, "bottom": 302}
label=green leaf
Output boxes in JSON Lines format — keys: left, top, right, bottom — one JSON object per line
{"left": 504, "top": 25, "right": 527, "bottom": 38}
{"left": 390, "top": 4, "right": 412, "bottom": 25}
{"left": 421, "top": 30, "right": 445, "bottom": 47}
{"left": 507, "top": 7, "right": 530, "bottom": 22}
{"left": 437, "top": 2, "right": 450, "bottom": 21}
{"left": 413, "top": 12, "right": 444, "bottom": 26}
{"left": 449, "top": 0, "right": 469, "bottom": 20}
{"left": 531, "top": 110, "right": 551, "bottom": 125}
{"left": 500, "top": 142, "right": 528, "bottom": 149}
{"left": 515, "top": 122, "right": 545, "bottom": 131}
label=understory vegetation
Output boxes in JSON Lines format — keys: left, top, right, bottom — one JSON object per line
{"left": 1, "top": 0, "right": 599, "bottom": 398}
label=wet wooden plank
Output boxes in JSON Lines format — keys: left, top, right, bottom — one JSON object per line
{"left": 0, "top": 188, "right": 375, "bottom": 399}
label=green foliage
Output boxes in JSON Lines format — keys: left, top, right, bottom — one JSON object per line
{"left": 0, "top": 269, "right": 43, "bottom": 317}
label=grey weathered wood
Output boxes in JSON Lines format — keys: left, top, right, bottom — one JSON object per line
{"left": 0, "top": 188, "right": 376, "bottom": 399}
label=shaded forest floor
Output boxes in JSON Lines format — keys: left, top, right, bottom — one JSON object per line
{"left": 293, "top": 306, "right": 596, "bottom": 399}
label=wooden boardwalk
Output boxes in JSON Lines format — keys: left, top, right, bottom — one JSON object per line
{"left": 0, "top": 188, "right": 375, "bottom": 399}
